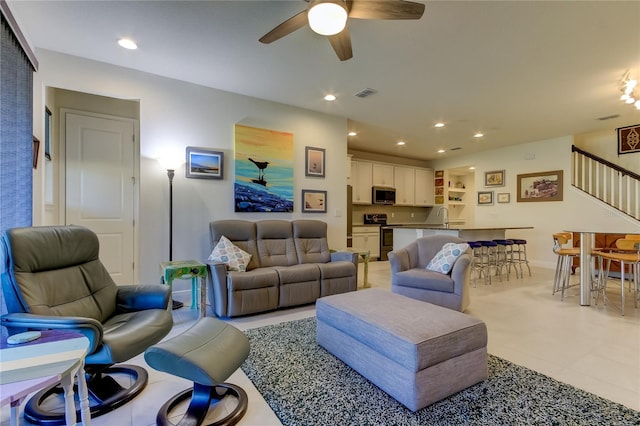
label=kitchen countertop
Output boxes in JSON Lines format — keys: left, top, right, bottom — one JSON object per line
{"left": 385, "top": 224, "right": 534, "bottom": 231}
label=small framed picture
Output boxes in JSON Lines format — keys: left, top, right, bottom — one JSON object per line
{"left": 305, "top": 146, "right": 325, "bottom": 177}
{"left": 477, "top": 191, "right": 494, "bottom": 205}
{"left": 484, "top": 170, "right": 505, "bottom": 187}
{"left": 497, "top": 193, "right": 510, "bottom": 203}
{"left": 301, "top": 189, "right": 327, "bottom": 213}
{"left": 186, "top": 147, "right": 224, "bottom": 179}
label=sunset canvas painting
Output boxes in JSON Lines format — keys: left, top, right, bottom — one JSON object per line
{"left": 234, "top": 124, "right": 294, "bottom": 212}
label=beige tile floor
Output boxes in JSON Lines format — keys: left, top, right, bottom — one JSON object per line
{"left": 2, "top": 261, "right": 639, "bottom": 425}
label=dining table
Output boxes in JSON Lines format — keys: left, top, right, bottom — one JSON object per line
{"left": 566, "top": 228, "right": 640, "bottom": 306}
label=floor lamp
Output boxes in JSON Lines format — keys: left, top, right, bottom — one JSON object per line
{"left": 158, "top": 155, "right": 184, "bottom": 310}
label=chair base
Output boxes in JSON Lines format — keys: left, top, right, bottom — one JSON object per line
{"left": 24, "top": 364, "right": 148, "bottom": 426}
{"left": 157, "top": 382, "right": 248, "bottom": 426}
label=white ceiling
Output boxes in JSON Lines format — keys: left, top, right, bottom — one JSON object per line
{"left": 8, "top": 0, "right": 640, "bottom": 161}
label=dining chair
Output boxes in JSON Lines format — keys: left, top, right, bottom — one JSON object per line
{"left": 591, "top": 238, "right": 639, "bottom": 316}
{"left": 552, "top": 232, "right": 580, "bottom": 300}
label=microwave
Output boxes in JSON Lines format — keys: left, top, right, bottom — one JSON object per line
{"left": 372, "top": 186, "right": 396, "bottom": 205}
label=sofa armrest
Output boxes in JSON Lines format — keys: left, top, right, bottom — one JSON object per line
{"left": 388, "top": 248, "right": 410, "bottom": 274}
{"left": 451, "top": 253, "right": 472, "bottom": 295}
{"left": 116, "top": 285, "right": 171, "bottom": 312}
{"left": 330, "top": 250, "right": 357, "bottom": 264}
{"left": 207, "top": 261, "right": 229, "bottom": 317}
{"left": 1, "top": 312, "right": 103, "bottom": 353}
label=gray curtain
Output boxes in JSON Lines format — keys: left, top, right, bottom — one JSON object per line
{"left": 0, "top": 11, "right": 35, "bottom": 338}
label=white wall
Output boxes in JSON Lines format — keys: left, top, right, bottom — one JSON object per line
{"left": 432, "top": 136, "right": 640, "bottom": 268}
{"left": 32, "top": 49, "right": 348, "bottom": 284}
{"left": 575, "top": 128, "right": 639, "bottom": 173}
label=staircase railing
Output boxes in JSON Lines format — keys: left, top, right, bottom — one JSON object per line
{"left": 571, "top": 145, "right": 639, "bottom": 220}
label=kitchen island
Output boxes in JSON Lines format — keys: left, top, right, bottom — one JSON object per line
{"left": 390, "top": 225, "right": 534, "bottom": 250}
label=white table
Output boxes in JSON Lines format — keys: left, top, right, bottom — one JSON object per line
{"left": 0, "top": 330, "right": 91, "bottom": 426}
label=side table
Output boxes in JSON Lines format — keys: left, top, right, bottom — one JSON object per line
{"left": 0, "top": 330, "right": 91, "bottom": 426}
{"left": 160, "top": 260, "right": 208, "bottom": 318}
{"left": 331, "top": 248, "right": 371, "bottom": 288}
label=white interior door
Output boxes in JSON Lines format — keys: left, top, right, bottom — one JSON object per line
{"left": 65, "top": 112, "right": 136, "bottom": 284}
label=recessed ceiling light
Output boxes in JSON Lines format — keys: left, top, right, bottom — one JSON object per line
{"left": 324, "top": 94, "right": 336, "bottom": 101}
{"left": 397, "top": 141, "right": 405, "bottom": 146}
{"left": 434, "top": 122, "right": 445, "bottom": 128}
{"left": 437, "top": 149, "right": 445, "bottom": 153}
{"left": 474, "top": 132, "right": 484, "bottom": 138}
{"left": 348, "top": 131, "right": 357, "bottom": 136}
{"left": 469, "top": 166, "right": 476, "bottom": 170}
{"left": 118, "top": 38, "right": 137, "bottom": 50}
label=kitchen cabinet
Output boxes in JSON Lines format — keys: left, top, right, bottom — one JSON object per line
{"left": 414, "top": 168, "right": 434, "bottom": 206}
{"left": 393, "top": 166, "right": 415, "bottom": 206}
{"left": 372, "top": 164, "right": 394, "bottom": 187}
{"left": 351, "top": 160, "right": 372, "bottom": 204}
{"left": 352, "top": 226, "right": 380, "bottom": 259}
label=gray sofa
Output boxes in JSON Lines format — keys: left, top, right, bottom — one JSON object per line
{"left": 207, "top": 219, "right": 358, "bottom": 317}
{"left": 388, "top": 234, "right": 472, "bottom": 312}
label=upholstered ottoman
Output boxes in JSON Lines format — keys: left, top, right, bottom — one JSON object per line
{"left": 316, "top": 289, "right": 487, "bottom": 411}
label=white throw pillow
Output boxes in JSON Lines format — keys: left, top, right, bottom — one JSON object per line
{"left": 208, "top": 235, "right": 252, "bottom": 272}
{"left": 426, "top": 242, "right": 469, "bottom": 274}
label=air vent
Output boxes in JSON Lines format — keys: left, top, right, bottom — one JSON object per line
{"left": 450, "top": 147, "right": 462, "bottom": 151}
{"left": 597, "top": 114, "right": 620, "bottom": 121}
{"left": 354, "top": 88, "right": 378, "bottom": 98}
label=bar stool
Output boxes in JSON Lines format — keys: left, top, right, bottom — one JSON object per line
{"left": 493, "top": 239, "right": 514, "bottom": 280}
{"left": 468, "top": 241, "right": 488, "bottom": 287}
{"left": 510, "top": 239, "right": 531, "bottom": 278}
{"left": 478, "top": 240, "right": 500, "bottom": 284}
{"left": 552, "top": 232, "right": 580, "bottom": 300}
{"left": 592, "top": 238, "right": 639, "bottom": 316}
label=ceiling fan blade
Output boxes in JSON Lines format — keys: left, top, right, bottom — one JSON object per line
{"left": 259, "top": 10, "right": 308, "bottom": 44}
{"left": 328, "top": 26, "right": 353, "bottom": 61}
{"left": 348, "top": 0, "right": 425, "bottom": 20}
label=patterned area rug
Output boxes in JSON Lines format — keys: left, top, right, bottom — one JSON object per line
{"left": 241, "top": 317, "right": 639, "bottom": 426}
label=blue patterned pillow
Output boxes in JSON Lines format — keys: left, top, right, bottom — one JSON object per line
{"left": 208, "top": 235, "right": 252, "bottom": 272}
{"left": 426, "top": 242, "right": 469, "bottom": 274}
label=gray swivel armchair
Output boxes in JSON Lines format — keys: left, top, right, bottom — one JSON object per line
{"left": 0, "top": 225, "right": 173, "bottom": 425}
{"left": 388, "top": 234, "right": 472, "bottom": 312}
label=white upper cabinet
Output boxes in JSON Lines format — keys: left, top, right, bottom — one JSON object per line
{"left": 393, "top": 166, "right": 415, "bottom": 206}
{"left": 351, "top": 160, "right": 372, "bottom": 204}
{"left": 414, "top": 168, "right": 435, "bottom": 206}
{"left": 372, "top": 163, "right": 394, "bottom": 187}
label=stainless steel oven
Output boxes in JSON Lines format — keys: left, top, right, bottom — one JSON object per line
{"left": 380, "top": 227, "right": 393, "bottom": 261}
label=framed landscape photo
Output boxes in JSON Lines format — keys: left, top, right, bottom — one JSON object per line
{"left": 301, "top": 189, "right": 327, "bottom": 213}
{"left": 305, "top": 146, "right": 325, "bottom": 177}
{"left": 517, "top": 170, "right": 563, "bottom": 202}
{"left": 497, "top": 192, "right": 510, "bottom": 203}
{"left": 477, "top": 191, "right": 494, "bottom": 205}
{"left": 186, "top": 147, "right": 224, "bottom": 179}
{"left": 484, "top": 170, "right": 505, "bottom": 187}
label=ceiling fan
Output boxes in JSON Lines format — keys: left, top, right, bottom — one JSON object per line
{"left": 259, "top": 0, "right": 425, "bottom": 61}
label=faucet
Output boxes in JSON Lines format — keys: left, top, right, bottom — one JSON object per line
{"left": 437, "top": 207, "right": 449, "bottom": 228}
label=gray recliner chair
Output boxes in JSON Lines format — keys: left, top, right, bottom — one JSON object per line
{"left": 388, "top": 234, "right": 472, "bottom": 312}
{"left": 0, "top": 225, "right": 173, "bottom": 425}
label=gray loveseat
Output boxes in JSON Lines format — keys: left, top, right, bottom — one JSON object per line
{"left": 207, "top": 219, "right": 358, "bottom": 317}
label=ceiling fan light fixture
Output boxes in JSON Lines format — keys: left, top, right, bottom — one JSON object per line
{"left": 308, "top": 0, "right": 348, "bottom": 36}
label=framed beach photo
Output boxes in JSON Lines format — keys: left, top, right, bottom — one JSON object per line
{"left": 305, "top": 146, "right": 325, "bottom": 177}
{"left": 517, "top": 170, "right": 563, "bottom": 202}
{"left": 301, "top": 189, "right": 327, "bottom": 213}
{"left": 186, "top": 147, "right": 224, "bottom": 179}
{"left": 477, "top": 191, "right": 494, "bottom": 205}
{"left": 497, "top": 192, "right": 510, "bottom": 203}
{"left": 484, "top": 170, "right": 505, "bottom": 187}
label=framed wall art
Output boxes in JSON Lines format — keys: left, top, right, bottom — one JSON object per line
{"left": 186, "top": 146, "right": 224, "bottom": 179}
{"left": 477, "top": 191, "right": 494, "bottom": 205}
{"left": 517, "top": 170, "right": 563, "bottom": 202}
{"left": 497, "top": 192, "right": 510, "bottom": 203}
{"left": 484, "top": 169, "right": 505, "bottom": 187}
{"left": 305, "top": 146, "right": 325, "bottom": 177}
{"left": 301, "top": 189, "right": 327, "bottom": 213}
{"left": 617, "top": 123, "right": 640, "bottom": 154}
